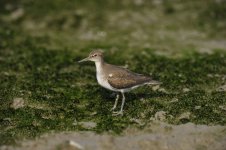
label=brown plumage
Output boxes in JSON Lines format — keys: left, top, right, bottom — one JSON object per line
{"left": 104, "top": 64, "right": 155, "bottom": 89}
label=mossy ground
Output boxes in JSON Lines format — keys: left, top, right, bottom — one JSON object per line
{"left": 0, "top": 0, "right": 226, "bottom": 146}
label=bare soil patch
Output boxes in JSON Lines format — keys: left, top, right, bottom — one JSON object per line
{"left": 1, "top": 122, "right": 226, "bottom": 150}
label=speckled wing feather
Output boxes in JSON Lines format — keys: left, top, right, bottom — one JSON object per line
{"left": 107, "top": 69, "right": 152, "bottom": 89}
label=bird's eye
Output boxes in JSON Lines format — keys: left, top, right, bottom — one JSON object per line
{"left": 94, "top": 54, "right": 97, "bottom": 57}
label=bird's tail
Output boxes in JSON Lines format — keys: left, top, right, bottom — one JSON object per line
{"left": 147, "top": 80, "right": 162, "bottom": 85}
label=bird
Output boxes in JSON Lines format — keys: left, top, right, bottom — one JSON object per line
{"left": 78, "top": 50, "right": 161, "bottom": 116}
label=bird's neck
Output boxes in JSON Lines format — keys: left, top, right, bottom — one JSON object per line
{"left": 95, "top": 60, "right": 104, "bottom": 75}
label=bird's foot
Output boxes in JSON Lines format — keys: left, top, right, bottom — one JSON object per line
{"left": 110, "top": 106, "right": 116, "bottom": 111}
{"left": 112, "top": 111, "right": 123, "bottom": 116}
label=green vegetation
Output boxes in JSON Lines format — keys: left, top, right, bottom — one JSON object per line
{"left": 0, "top": 0, "right": 226, "bottom": 146}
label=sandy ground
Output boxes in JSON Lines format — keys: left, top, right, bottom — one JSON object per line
{"left": 1, "top": 122, "right": 226, "bottom": 150}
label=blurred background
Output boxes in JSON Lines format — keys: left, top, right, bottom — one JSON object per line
{"left": 1, "top": 0, "right": 226, "bottom": 56}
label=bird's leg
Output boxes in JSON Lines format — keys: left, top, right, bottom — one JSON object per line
{"left": 112, "top": 92, "right": 125, "bottom": 116}
{"left": 111, "top": 93, "right": 119, "bottom": 111}
{"left": 119, "top": 92, "right": 125, "bottom": 114}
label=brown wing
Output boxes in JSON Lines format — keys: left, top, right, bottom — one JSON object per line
{"left": 107, "top": 70, "right": 152, "bottom": 89}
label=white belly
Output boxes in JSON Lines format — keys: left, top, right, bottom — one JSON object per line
{"left": 96, "top": 73, "right": 114, "bottom": 91}
{"left": 95, "top": 61, "right": 118, "bottom": 91}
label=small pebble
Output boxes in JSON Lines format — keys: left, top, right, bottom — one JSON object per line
{"left": 178, "top": 112, "right": 191, "bottom": 120}
{"left": 10, "top": 97, "right": 25, "bottom": 109}
{"left": 195, "top": 106, "right": 201, "bottom": 110}
{"left": 154, "top": 111, "right": 167, "bottom": 121}
{"left": 183, "top": 88, "right": 190, "bottom": 93}
{"left": 170, "top": 98, "right": 178, "bottom": 103}
{"left": 68, "top": 140, "right": 84, "bottom": 150}
{"left": 219, "top": 105, "right": 226, "bottom": 111}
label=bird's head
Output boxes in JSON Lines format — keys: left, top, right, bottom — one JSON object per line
{"left": 78, "top": 50, "right": 104, "bottom": 63}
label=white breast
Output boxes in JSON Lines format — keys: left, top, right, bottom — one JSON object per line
{"left": 95, "top": 62, "right": 115, "bottom": 91}
{"left": 96, "top": 73, "right": 113, "bottom": 90}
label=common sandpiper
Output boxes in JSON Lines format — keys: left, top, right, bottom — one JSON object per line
{"left": 78, "top": 50, "right": 161, "bottom": 116}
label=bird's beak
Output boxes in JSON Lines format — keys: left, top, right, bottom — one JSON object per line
{"left": 78, "top": 57, "right": 90, "bottom": 63}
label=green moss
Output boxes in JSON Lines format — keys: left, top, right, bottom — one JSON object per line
{"left": 1, "top": 33, "right": 226, "bottom": 144}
